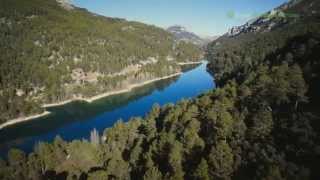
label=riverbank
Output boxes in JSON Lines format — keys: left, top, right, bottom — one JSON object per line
{"left": 0, "top": 111, "right": 51, "bottom": 130}
{"left": 43, "top": 72, "right": 182, "bottom": 107}
{"left": 0, "top": 72, "right": 183, "bottom": 130}
{"left": 177, "top": 61, "right": 202, "bottom": 65}
{"left": 42, "top": 61, "right": 203, "bottom": 107}
{"left": 86, "top": 72, "right": 182, "bottom": 103}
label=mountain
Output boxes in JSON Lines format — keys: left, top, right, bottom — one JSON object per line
{"left": 205, "top": 0, "right": 320, "bottom": 178}
{"left": 1, "top": 0, "right": 320, "bottom": 180}
{"left": 226, "top": 0, "right": 319, "bottom": 37}
{"left": 202, "top": 35, "right": 220, "bottom": 42}
{"left": 167, "top": 25, "right": 211, "bottom": 46}
{"left": 207, "top": 0, "right": 320, "bottom": 83}
{"left": 0, "top": 0, "right": 201, "bottom": 123}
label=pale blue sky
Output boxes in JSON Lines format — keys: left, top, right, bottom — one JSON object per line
{"left": 72, "top": 0, "right": 288, "bottom": 36}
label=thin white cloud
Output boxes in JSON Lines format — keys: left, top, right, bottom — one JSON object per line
{"left": 226, "top": 10, "right": 260, "bottom": 21}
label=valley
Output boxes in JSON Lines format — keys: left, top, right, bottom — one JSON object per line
{"left": 0, "top": 0, "right": 319, "bottom": 179}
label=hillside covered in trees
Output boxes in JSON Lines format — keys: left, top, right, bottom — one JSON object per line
{"left": 0, "top": 0, "right": 320, "bottom": 179}
{"left": 0, "top": 0, "right": 201, "bottom": 124}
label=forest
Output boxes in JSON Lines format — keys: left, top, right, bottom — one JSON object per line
{"left": 0, "top": 0, "right": 201, "bottom": 123}
{"left": 0, "top": 0, "right": 320, "bottom": 179}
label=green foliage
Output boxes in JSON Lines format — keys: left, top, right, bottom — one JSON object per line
{"left": 0, "top": 0, "right": 201, "bottom": 123}
{"left": 168, "top": 142, "right": 184, "bottom": 179}
{"left": 65, "top": 140, "right": 103, "bottom": 173}
{"left": 8, "top": 149, "right": 26, "bottom": 166}
{"left": 207, "top": 140, "right": 234, "bottom": 179}
{"left": 1, "top": 0, "right": 320, "bottom": 180}
{"left": 247, "top": 106, "right": 273, "bottom": 140}
{"left": 143, "top": 167, "right": 163, "bottom": 180}
{"left": 193, "top": 158, "right": 210, "bottom": 180}
{"left": 87, "top": 170, "right": 108, "bottom": 180}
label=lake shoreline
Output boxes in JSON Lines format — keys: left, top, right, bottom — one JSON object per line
{"left": 43, "top": 72, "right": 182, "bottom": 107}
{"left": 0, "top": 111, "right": 51, "bottom": 130}
{"left": 177, "top": 61, "right": 202, "bottom": 65}
{"left": 0, "top": 72, "right": 183, "bottom": 130}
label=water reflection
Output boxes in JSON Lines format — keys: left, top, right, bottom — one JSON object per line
{"left": 0, "top": 77, "right": 179, "bottom": 142}
{"left": 0, "top": 62, "right": 214, "bottom": 157}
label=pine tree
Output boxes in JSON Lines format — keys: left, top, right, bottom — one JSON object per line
{"left": 193, "top": 158, "right": 210, "bottom": 180}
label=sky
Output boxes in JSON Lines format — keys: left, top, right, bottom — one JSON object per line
{"left": 72, "top": 0, "right": 288, "bottom": 37}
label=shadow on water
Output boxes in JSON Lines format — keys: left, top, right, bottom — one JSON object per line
{"left": 0, "top": 62, "right": 214, "bottom": 157}
{"left": 0, "top": 76, "right": 179, "bottom": 143}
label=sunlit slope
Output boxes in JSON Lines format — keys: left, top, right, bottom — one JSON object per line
{"left": 0, "top": 0, "right": 201, "bottom": 123}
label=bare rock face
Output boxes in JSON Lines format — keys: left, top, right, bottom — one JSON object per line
{"left": 16, "top": 89, "right": 25, "bottom": 97}
{"left": 71, "top": 68, "right": 101, "bottom": 84}
{"left": 225, "top": 0, "right": 318, "bottom": 38}
{"left": 56, "top": 0, "right": 74, "bottom": 10}
{"left": 226, "top": 9, "right": 288, "bottom": 37}
{"left": 167, "top": 25, "right": 207, "bottom": 46}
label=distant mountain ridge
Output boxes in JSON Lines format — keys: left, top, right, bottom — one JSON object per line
{"left": 226, "top": 0, "right": 319, "bottom": 37}
{"left": 167, "top": 25, "right": 217, "bottom": 46}
{"left": 208, "top": 0, "right": 320, "bottom": 82}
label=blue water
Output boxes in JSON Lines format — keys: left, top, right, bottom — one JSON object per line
{"left": 0, "top": 61, "right": 215, "bottom": 157}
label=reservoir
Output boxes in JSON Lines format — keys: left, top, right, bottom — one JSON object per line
{"left": 0, "top": 61, "right": 215, "bottom": 157}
